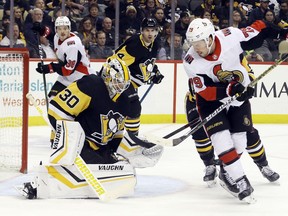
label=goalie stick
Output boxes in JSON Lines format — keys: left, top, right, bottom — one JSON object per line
{"left": 152, "top": 53, "right": 288, "bottom": 147}
{"left": 26, "top": 93, "right": 128, "bottom": 201}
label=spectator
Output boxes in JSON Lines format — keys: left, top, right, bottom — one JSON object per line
{"left": 101, "top": 17, "right": 116, "bottom": 49}
{"left": 84, "top": 3, "right": 104, "bottom": 31}
{"left": 194, "top": 0, "right": 218, "bottom": 24}
{"left": 157, "top": 33, "right": 185, "bottom": 60}
{"left": 3, "top": 0, "right": 31, "bottom": 16}
{"left": 14, "top": 6, "right": 25, "bottom": 33}
{"left": 65, "top": 0, "right": 85, "bottom": 22}
{"left": 119, "top": 5, "right": 142, "bottom": 37}
{"left": 231, "top": 10, "right": 247, "bottom": 28}
{"left": 175, "top": 11, "right": 190, "bottom": 43}
{"left": 78, "top": 16, "right": 97, "bottom": 49}
{"left": 24, "top": 8, "right": 55, "bottom": 58}
{"left": 152, "top": 7, "right": 167, "bottom": 31}
{"left": 279, "top": 0, "right": 288, "bottom": 23}
{"left": 248, "top": 0, "right": 270, "bottom": 25}
{"left": 0, "top": 15, "right": 10, "bottom": 41}
{"left": 159, "top": 22, "right": 171, "bottom": 47}
{"left": 254, "top": 9, "right": 280, "bottom": 61}
{"left": 0, "top": 23, "right": 26, "bottom": 48}
{"left": 140, "top": 0, "right": 157, "bottom": 18}
{"left": 25, "top": 0, "right": 54, "bottom": 31}
{"left": 105, "top": 0, "right": 126, "bottom": 24}
{"left": 89, "top": 31, "right": 113, "bottom": 59}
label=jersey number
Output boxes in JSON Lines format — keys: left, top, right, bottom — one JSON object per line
{"left": 192, "top": 77, "right": 203, "bottom": 89}
{"left": 59, "top": 89, "right": 80, "bottom": 108}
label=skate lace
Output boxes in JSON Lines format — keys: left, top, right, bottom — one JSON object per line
{"left": 237, "top": 178, "right": 248, "bottom": 192}
{"left": 261, "top": 166, "right": 274, "bottom": 176}
{"left": 204, "top": 165, "right": 216, "bottom": 175}
{"left": 223, "top": 172, "right": 236, "bottom": 185}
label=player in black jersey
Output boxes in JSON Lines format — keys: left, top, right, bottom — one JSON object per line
{"left": 110, "top": 18, "right": 164, "bottom": 135}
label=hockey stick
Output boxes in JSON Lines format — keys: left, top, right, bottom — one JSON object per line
{"left": 152, "top": 53, "right": 288, "bottom": 147}
{"left": 140, "top": 83, "right": 154, "bottom": 103}
{"left": 26, "top": 93, "right": 121, "bottom": 201}
{"left": 163, "top": 116, "right": 200, "bottom": 139}
{"left": 36, "top": 32, "right": 49, "bottom": 111}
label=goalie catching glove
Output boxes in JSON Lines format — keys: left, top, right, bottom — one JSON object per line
{"left": 117, "top": 131, "right": 164, "bottom": 168}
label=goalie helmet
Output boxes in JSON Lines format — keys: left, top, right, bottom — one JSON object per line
{"left": 101, "top": 57, "right": 131, "bottom": 100}
{"left": 55, "top": 16, "right": 71, "bottom": 30}
{"left": 186, "top": 18, "right": 215, "bottom": 47}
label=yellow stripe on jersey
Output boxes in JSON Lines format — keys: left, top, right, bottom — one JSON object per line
{"left": 113, "top": 47, "right": 135, "bottom": 66}
{"left": 52, "top": 82, "right": 92, "bottom": 117}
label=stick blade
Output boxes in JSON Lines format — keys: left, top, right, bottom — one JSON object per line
{"left": 142, "top": 134, "right": 174, "bottom": 147}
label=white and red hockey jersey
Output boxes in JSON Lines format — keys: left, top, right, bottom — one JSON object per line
{"left": 54, "top": 32, "right": 95, "bottom": 86}
{"left": 183, "top": 21, "right": 266, "bottom": 105}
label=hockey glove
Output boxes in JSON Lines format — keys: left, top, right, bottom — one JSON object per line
{"left": 236, "top": 86, "right": 255, "bottom": 102}
{"left": 226, "top": 80, "right": 245, "bottom": 97}
{"left": 36, "top": 62, "right": 53, "bottom": 74}
{"left": 150, "top": 65, "right": 164, "bottom": 84}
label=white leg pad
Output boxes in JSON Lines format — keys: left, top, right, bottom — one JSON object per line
{"left": 50, "top": 120, "right": 85, "bottom": 165}
{"left": 35, "top": 161, "right": 136, "bottom": 199}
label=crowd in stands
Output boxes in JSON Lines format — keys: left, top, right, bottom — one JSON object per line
{"left": 0, "top": 0, "right": 288, "bottom": 61}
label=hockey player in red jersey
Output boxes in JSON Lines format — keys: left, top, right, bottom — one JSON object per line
{"left": 35, "top": 16, "right": 95, "bottom": 99}
{"left": 183, "top": 18, "right": 281, "bottom": 203}
{"left": 185, "top": 78, "right": 279, "bottom": 189}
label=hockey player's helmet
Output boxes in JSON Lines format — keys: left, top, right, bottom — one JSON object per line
{"left": 101, "top": 57, "right": 131, "bottom": 99}
{"left": 186, "top": 18, "right": 215, "bottom": 47}
{"left": 141, "top": 18, "right": 157, "bottom": 30}
{"left": 55, "top": 16, "right": 71, "bottom": 31}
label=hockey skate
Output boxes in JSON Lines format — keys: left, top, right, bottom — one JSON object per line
{"left": 203, "top": 165, "right": 218, "bottom": 187}
{"left": 15, "top": 182, "right": 37, "bottom": 199}
{"left": 218, "top": 168, "right": 239, "bottom": 198}
{"left": 236, "top": 175, "right": 256, "bottom": 204}
{"left": 258, "top": 165, "right": 280, "bottom": 182}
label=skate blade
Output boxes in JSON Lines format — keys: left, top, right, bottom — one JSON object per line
{"left": 206, "top": 179, "right": 217, "bottom": 188}
{"left": 242, "top": 194, "right": 257, "bottom": 204}
{"left": 219, "top": 180, "right": 238, "bottom": 198}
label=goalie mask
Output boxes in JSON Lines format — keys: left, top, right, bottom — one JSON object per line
{"left": 101, "top": 58, "right": 131, "bottom": 100}
{"left": 186, "top": 18, "right": 215, "bottom": 55}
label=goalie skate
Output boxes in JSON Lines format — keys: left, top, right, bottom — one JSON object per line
{"left": 203, "top": 165, "right": 217, "bottom": 187}
{"left": 15, "top": 182, "right": 37, "bottom": 199}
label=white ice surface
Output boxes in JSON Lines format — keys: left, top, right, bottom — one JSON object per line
{"left": 0, "top": 124, "right": 287, "bottom": 216}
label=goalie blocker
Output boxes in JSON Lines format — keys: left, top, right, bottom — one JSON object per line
{"left": 17, "top": 120, "right": 164, "bottom": 199}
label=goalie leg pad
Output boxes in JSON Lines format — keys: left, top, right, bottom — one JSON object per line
{"left": 117, "top": 132, "right": 164, "bottom": 168}
{"left": 50, "top": 120, "right": 85, "bottom": 165}
{"left": 33, "top": 161, "right": 136, "bottom": 199}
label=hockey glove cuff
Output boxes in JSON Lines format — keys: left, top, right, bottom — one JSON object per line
{"left": 226, "top": 81, "right": 245, "bottom": 97}
{"left": 36, "top": 62, "right": 54, "bottom": 74}
{"left": 237, "top": 86, "right": 255, "bottom": 102}
{"left": 150, "top": 65, "right": 164, "bottom": 84}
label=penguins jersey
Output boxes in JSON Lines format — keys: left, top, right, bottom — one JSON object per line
{"left": 113, "top": 34, "right": 159, "bottom": 87}
{"left": 53, "top": 32, "right": 95, "bottom": 86}
{"left": 183, "top": 20, "right": 267, "bottom": 105}
{"left": 48, "top": 74, "right": 130, "bottom": 148}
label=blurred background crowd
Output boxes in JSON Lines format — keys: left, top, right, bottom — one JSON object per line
{"left": 1, "top": 0, "right": 288, "bottom": 61}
